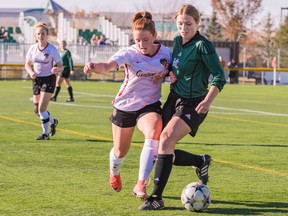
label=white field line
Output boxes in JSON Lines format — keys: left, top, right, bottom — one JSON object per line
{"left": 25, "top": 88, "right": 288, "bottom": 117}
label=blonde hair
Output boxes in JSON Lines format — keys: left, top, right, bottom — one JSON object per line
{"left": 175, "top": 4, "right": 200, "bottom": 24}
{"left": 34, "top": 22, "right": 49, "bottom": 34}
{"left": 132, "top": 11, "right": 156, "bottom": 35}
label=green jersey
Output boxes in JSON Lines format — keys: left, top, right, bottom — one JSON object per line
{"left": 171, "top": 31, "right": 226, "bottom": 98}
{"left": 60, "top": 49, "right": 74, "bottom": 71}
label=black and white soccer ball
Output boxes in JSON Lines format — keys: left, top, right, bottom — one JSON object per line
{"left": 181, "top": 182, "right": 211, "bottom": 212}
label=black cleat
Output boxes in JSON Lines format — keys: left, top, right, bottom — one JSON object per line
{"left": 50, "top": 119, "right": 58, "bottom": 136}
{"left": 35, "top": 134, "right": 49, "bottom": 140}
{"left": 196, "top": 154, "right": 211, "bottom": 185}
{"left": 66, "top": 98, "right": 74, "bottom": 102}
{"left": 50, "top": 97, "right": 56, "bottom": 101}
{"left": 138, "top": 197, "right": 164, "bottom": 210}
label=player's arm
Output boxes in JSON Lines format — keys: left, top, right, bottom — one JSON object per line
{"left": 83, "top": 59, "right": 118, "bottom": 75}
{"left": 25, "top": 59, "right": 37, "bottom": 79}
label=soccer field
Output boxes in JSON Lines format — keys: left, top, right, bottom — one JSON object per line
{"left": 0, "top": 80, "right": 287, "bottom": 215}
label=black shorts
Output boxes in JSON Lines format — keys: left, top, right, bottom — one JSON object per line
{"left": 59, "top": 67, "right": 70, "bottom": 79}
{"left": 109, "top": 101, "right": 162, "bottom": 128}
{"left": 32, "top": 74, "right": 56, "bottom": 95}
{"left": 162, "top": 90, "right": 207, "bottom": 137}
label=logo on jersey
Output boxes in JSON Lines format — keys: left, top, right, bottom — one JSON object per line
{"left": 136, "top": 70, "right": 154, "bottom": 78}
{"left": 44, "top": 53, "right": 49, "bottom": 58}
{"left": 160, "top": 58, "right": 168, "bottom": 68}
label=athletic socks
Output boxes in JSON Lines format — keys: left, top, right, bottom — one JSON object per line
{"left": 173, "top": 149, "right": 203, "bottom": 168}
{"left": 138, "top": 139, "right": 159, "bottom": 181}
{"left": 151, "top": 154, "right": 173, "bottom": 200}
{"left": 67, "top": 86, "right": 73, "bottom": 99}
{"left": 110, "top": 147, "right": 125, "bottom": 175}
{"left": 39, "top": 111, "right": 50, "bottom": 135}
{"left": 53, "top": 86, "right": 61, "bottom": 99}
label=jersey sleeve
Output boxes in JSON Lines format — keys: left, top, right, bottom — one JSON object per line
{"left": 110, "top": 47, "right": 131, "bottom": 67}
{"left": 198, "top": 41, "right": 226, "bottom": 91}
{"left": 67, "top": 50, "right": 74, "bottom": 70}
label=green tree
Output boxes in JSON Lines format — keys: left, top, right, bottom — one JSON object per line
{"left": 275, "top": 16, "right": 288, "bottom": 67}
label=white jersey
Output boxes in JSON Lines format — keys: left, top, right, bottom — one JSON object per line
{"left": 111, "top": 44, "right": 172, "bottom": 111}
{"left": 26, "top": 43, "right": 61, "bottom": 77}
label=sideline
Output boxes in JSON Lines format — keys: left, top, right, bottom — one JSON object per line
{"left": 0, "top": 114, "right": 287, "bottom": 178}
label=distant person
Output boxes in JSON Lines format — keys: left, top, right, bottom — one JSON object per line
{"left": 51, "top": 40, "right": 75, "bottom": 102}
{"left": 83, "top": 11, "right": 172, "bottom": 200}
{"left": 219, "top": 56, "right": 228, "bottom": 81}
{"left": 97, "top": 34, "right": 106, "bottom": 45}
{"left": 25, "top": 22, "right": 63, "bottom": 140}
{"left": 0, "top": 26, "right": 8, "bottom": 40}
{"left": 228, "top": 58, "right": 238, "bottom": 84}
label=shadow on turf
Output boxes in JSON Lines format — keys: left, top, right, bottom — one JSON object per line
{"left": 163, "top": 196, "right": 288, "bottom": 214}
{"left": 178, "top": 142, "right": 288, "bottom": 148}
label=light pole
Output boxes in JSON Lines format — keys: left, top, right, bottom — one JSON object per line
{"left": 280, "top": 7, "right": 288, "bottom": 25}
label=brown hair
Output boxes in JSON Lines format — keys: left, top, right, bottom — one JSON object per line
{"left": 34, "top": 22, "right": 49, "bottom": 34}
{"left": 132, "top": 11, "right": 156, "bottom": 35}
{"left": 175, "top": 4, "right": 200, "bottom": 24}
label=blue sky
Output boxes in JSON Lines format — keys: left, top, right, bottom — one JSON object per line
{"left": 1, "top": 0, "right": 288, "bottom": 27}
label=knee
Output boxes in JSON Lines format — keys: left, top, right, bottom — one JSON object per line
{"left": 158, "top": 132, "right": 174, "bottom": 154}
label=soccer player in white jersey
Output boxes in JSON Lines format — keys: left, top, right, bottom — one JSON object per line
{"left": 84, "top": 11, "right": 172, "bottom": 199}
{"left": 25, "top": 22, "right": 63, "bottom": 140}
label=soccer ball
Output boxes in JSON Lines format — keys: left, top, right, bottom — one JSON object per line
{"left": 181, "top": 182, "right": 211, "bottom": 212}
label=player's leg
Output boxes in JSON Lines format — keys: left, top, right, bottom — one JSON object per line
{"left": 51, "top": 76, "right": 63, "bottom": 101}
{"left": 64, "top": 78, "right": 74, "bottom": 102}
{"left": 36, "top": 91, "right": 53, "bottom": 140}
{"left": 139, "top": 116, "right": 190, "bottom": 210}
{"left": 109, "top": 124, "right": 134, "bottom": 192}
{"left": 134, "top": 112, "right": 162, "bottom": 199}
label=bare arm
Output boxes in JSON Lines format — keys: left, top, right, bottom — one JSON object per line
{"left": 25, "top": 59, "right": 37, "bottom": 79}
{"left": 195, "top": 85, "right": 220, "bottom": 115}
{"left": 83, "top": 59, "right": 118, "bottom": 75}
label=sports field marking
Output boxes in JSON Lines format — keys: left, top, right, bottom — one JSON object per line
{"left": 211, "top": 106, "right": 288, "bottom": 117}
{"left": 1, "top": 114, "right": 287, "bottom": 178}
{"left": 213, "top": 158, "right": 288, "bottom": 177}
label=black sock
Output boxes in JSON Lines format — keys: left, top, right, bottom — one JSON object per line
{"left": 54, "top": 86, "right": 61, "bottom": 98}
{"left": 67, "top": 86, "right": 73, "bottom": 99}
{"left": 151, "top": 154, "right": 173, "bottom": 200}
{"left": 173, "top": 149, "right": 203, "bottom": 167}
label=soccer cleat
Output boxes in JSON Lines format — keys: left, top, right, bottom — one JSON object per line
{"left": 132, "top": 180, "right": 147, "bottom": 200}
{"left": 50, "top": 119, "right": 58, "bottom": 136}
{"left": 196, "top": 154, "right": 211, "bottom": 185}
{"left": 110, "top": 173, "right": 122, "bottom": 192}
{"left": 50, "top": 97, "right": 56, "bottom": 101}
{"left": 138, "top": 197, "right": 164, "bottom": 210}
{"left": 66, "top": 98, "right": 74, "bottom": 102}
{"left": 35, "top": 134, "right": 49, "bottom": 140}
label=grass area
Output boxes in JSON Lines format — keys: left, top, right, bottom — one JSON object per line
{"left": 0, "top": 80, "right": 287, "bottom": 215}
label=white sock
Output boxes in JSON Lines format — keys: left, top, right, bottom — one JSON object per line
{"left": 138, "top": 139, "right": 159, "bottom": 181}
{"left": 47, "top": 111, "right": 55, "bottom": 124}
{"left": 110, "top": 147, "right": 125, "bottom": 175}
{"left": 39, "top": 111, "right": 49, "bottom": 135}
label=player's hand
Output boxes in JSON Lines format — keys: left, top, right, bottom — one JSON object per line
{"left": 169, "top": 71, "right": 177, "bottom": 84}
{"left": 70, "top": 70, "right": 75, "bottom": 76}
{"left": 51, "top": 67, "right": 59, "bottom": 74}
{"left": 29, "top": 72, "right": 37, "bottom": 80}
{"left": 195, "top": 100, "right": 210, "bottom": 115}
{"left": 83, "top": 62, "right": 95, "bottom": 74}
{"left": 152, "top": 70, "right": 168, "bottom": 84}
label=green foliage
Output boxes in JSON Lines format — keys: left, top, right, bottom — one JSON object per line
{"left": 0, "top": 81, "right": 287, "bottom": 215}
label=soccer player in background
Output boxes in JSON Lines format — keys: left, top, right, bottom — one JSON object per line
{"left": 25, "top": 22, "right": 63, "bottom": 140}
{"left": 83, "top": 11, "right": 172, "bottom": 199}
{"left": 139, "top": 4, "right": 226, "bottom": 210}
{"left": 51, "top": 40, "right": 75, "bottom": 102}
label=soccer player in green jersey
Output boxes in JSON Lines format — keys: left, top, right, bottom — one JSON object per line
{"left": 139, "top": 4, "right": 226, "bottom": 210}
